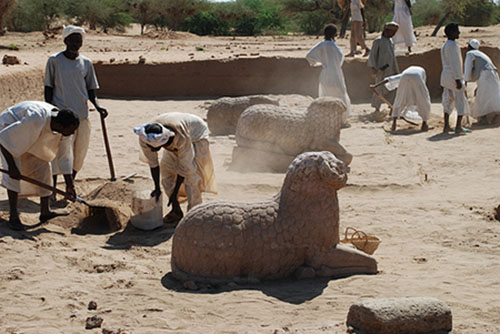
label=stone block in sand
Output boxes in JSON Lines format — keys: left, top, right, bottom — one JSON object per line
{"left": 346, "top": 297, "right": 452, "bottom": 334}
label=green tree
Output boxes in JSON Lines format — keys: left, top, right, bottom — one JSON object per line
{"left": 0, "top": 0, "right": 16, "bottom": 34}
{"left": 9, "top": 0, "right": 67, "bottom": 32}
{"left": 130, "top": 0, "right": 160, "bottom": 34}
{"left": 181, "top": 11, "right": 229, "bottom": 35}
{"left": 156, "top": 0, "right": 204, "bottom": 31}
{"left": 68, "top": 0, "right": 131, "bottom": 32}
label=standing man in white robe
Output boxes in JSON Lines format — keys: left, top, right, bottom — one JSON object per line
{"left": 0, "top": 101, "right": 79, "bottom": 230}
{"left": 44, "top": 25, "right": 108, "bottom": 199}
{"left": 368, "top": 22, "right": 400, "bottom": 113}
{"left": 306, "top": 24, "right": 351, "bottom": 126}
{"left": 373, "top": 66, "right": 430, "bottom": 131}
{"left": 440, "top": 23, "right": 469, "bottom": 134}
{"left": 135, "top": 112, "right": 217, "bottom": 225}
{"left": 392, "top": 0, "right": 416, "bottom": 54}
{"left": 346, "top": 0, "right": 370, "bottom": 57}
{"left": 464, "top": 39, "right": 500, "bottom": 124}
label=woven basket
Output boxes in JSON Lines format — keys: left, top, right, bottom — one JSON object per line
{"left": 340, "top": 226, "right": 381, "bottom": 255}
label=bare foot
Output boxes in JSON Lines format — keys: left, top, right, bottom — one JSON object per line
{"left": 421, "top": 122, "right": 429, "bottom": 132}
{"left": 363, "top": 48, "right": 370, "bottom": 57}
{"left": 39, "top": 211, "right": 69, "bottom": 222}
{"left": 391, "top": 118, "right": 397, "bottom": 131}
{"left": 8, "top": 217, "right": 25, "bottom": 231}
{"left": 345, "top": 53, "right": 355, "bottom": 57}
{"left": 163, "top": 210, "right": 184, "bottom": 225}
{"left": 443, "top": 125, "right": 451, "bottom": 133}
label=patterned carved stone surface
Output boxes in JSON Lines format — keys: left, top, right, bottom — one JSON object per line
{"left": 234, "top": 97, "right": 352, "bottom": 168}
{"left": 206, "top": 95, "right": 279, "bottom": 135}
{"left": 171, "top": 152, "right": 377, "bottom": 284}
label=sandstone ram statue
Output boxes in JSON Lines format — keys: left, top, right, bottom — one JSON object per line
{"left": 231, "top": 97, "right": 352, "bottom": 172}
{"left": 171, "top": 151, "right": 377, "bottom": 284}
{"left": 206, "top": 95, "right": 279, "bottom": 135}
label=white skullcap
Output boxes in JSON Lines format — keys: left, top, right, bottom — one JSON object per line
{"left": 469, "top": 39, "right": 480, "bottom": 50}
{"left": 384, "top": 21, "right": 400, "bottom": 30}
{"left": 62, "top": 25, "right": 86, "bottom": 40}
{"left": 134, "top": 123, "right": 175, "bottom": 148}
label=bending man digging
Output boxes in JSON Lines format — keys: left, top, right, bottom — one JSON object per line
{"left": 134, "top": 112, "right": 217, "bottom": 225}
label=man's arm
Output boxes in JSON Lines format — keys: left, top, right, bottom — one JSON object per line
{"left": 150, "top": 166, "right": 161, "bottom": 201}
{"left": 44, "top": 86, "right": 54, "bottom": 104}
{"left": 88, "top": 89, "right": 108, "bottom": 118}
{"left": 0, "top": 144, "right": 20, "bottom": 180}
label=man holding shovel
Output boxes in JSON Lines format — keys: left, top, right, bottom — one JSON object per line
{"left": 0, "top": 101, "right": 80, "bottom": 230}
{"left": 44, "top": 25, "right": 108, "bottom": 199}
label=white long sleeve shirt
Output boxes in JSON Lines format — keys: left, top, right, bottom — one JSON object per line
{"left": 440, "top": 40, "right": 464, "bottom": 90}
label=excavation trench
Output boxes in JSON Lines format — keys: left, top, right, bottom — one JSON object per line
{"left": 3, "top": 47, "right": 500, "bottom": 109}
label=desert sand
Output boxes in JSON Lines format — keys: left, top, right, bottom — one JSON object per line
{"left": 0, "top": 24, "right": 499, "bottom": 333}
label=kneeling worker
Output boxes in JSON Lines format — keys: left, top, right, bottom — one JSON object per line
{"left": 0, "top": 101, "right": 79, "bottom": 230}
{"left": 134, "top": 112, "right": 217, "bottom": 225}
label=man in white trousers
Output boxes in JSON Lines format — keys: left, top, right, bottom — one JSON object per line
{"left": 464, "top": 39, "right": 500, "bottom": 125}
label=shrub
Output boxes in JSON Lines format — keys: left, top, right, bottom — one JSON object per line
{"left": 181, "top": 11, "right": 230, "bottom": 35}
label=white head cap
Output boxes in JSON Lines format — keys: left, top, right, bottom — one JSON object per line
{"left": 384, "top": 21, "right": 400, "bottom": 30}
{"left": 469, "top": 39, "right": 480, "bottom": 50}
{"left": 62, "top": 25, "right": 86, "bottom": 40}
{"left": 134, "top": 123, "right": 175, "bottom": 148}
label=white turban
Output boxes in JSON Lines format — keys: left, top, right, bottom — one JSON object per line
{"left": 62, "top": 25, "right": 86, "bottom": 40}
{"left": 134, "top": 123, "right": 175, "bottom": 148}
{"left": 384, "top": 21, "right": 399, "bottom": 30}
{"left": 469, "top": 39, "right": 480, "bottom": 50}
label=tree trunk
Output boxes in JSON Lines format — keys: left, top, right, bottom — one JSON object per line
{"left": 431, "top": 11, "right": 451, "bottom": 37}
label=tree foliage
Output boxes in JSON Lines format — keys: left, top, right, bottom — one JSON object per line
{"left": 0, "top": 0, "right": 15, "bottom": 34}
{"left": 2, "top": 0, "right": 500, "bottom": 36}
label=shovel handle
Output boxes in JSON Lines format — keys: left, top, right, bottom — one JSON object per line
{"left": 0, "top": 168, "right": 74, "bottom": 200}
{"left": 370, "top": 86, "right": 394, "bottom": 111}
{"left": 100, "top": 114, "right": 116, "bottom": 181}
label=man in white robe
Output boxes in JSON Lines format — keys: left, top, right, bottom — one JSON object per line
{"left": 135, "top": 112, "right": 217, "bottom": 225}
{"left": 44, "top": 25, "right": 107, "bottom": 198}
{"left": 306, "top": 24, "right": 351, "bottom": 126}
{"left": 392, "top": 0, "right": 416, "bottom": 54}
{"left": 368, "top": 22, "right": 400, "bottom": 112}
{"left": 440, "top": 23, "right": 470, "bottom": 134}
{"left": 464, "top": 39, "right": 500, "bottom": 124}
{"left": 0, "top": 101, "right": 79, "bottom": 230}
{"left": 375, "top": 66, "right": 431, "bottom": 131}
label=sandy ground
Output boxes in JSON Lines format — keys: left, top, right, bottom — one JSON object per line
{"left": 0, "top": 25, "right": 500, "bottom": 333}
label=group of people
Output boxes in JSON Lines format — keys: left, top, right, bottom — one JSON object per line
{"left": 307, "top": 21, "right": 500, "bottom": 133}
{"left": 347, "top": 0, "right": 416, "bottom": 57}
{"left": 1, "top": 25, "right": 216, "bottom": 231}
{"left": 2, "top": 19, "right": 500, "bottom": 231}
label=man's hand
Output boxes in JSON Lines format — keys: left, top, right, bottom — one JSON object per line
{"left": 66, "top": 186, "right": 77, "bottom": 202}
{"left": 96, "top": 106, "right": 108, "bottom": 118}
{"left": 151, "top": 188, "right": 161, "bottom": 201}
{"left": 8, "top": 165, "right": 21, "bottom": 180}
{"left": 456, "top": 79, "right": 462, "bottom": 90}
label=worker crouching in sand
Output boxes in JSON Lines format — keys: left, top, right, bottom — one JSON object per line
{"left": 373, "top": 66, "right": 431, "bottom": 132}
{"left": 134, "top": 112, "right": 217, "bottom": 225}
{"left": 0, "top": 101, "right": 80, "bottom": 231}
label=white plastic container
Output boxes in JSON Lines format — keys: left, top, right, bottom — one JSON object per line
{"left": 130, "top": 190, "right": 163, "bottom": 230}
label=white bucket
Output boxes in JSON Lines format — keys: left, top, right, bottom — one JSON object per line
{"left": 130, "top": 190, "right": 163, "bottom": 230}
